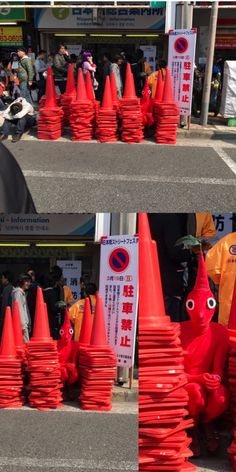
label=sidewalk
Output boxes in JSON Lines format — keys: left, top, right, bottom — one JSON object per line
{"left": 112, "top": 379, "right": 138, "bottom": 403}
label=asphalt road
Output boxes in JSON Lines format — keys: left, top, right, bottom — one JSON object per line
{"left": 4, "top": 138, "right": 236, "bottom": 213}
{"left": 0, "top": 405, "right": 137, "bottom": 472}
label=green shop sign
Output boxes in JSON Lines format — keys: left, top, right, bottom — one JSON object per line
{"left": 0, "top": 2, "right": 26, "bottom": 21}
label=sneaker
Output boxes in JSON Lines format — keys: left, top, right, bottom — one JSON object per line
{"left": 12, "top": 134, "right": 23, "bottom": 143}
{"left": 0, "top": 134, "right": 8, "bottom": 141}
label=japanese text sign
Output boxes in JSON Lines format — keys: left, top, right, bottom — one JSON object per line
{"left": 211, "top": 213, "right": 233, "bottom": 245}
{"left": 57, "top": 260, "right": 82, "bottom": 303}
{"left": 99, "top": 235, "right": 138, "bottom": 368}
{"left": 168, "top": 29, "right": 197, "bottom": 116}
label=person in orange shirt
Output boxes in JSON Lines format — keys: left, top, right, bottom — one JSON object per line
{"left": 148, "top": 60, "right": 167, "bottom": 98}
{"left": 7, "top": 53, "right": 20, "bottom": 99}
{"left": 69, "top": 283, "right": 97, "bottom": 341}
{"left": 64, "top": 284, "right": 74, "bottom": 307}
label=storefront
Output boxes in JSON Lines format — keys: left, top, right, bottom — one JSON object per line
{"left": 0, "top": 5, "right": 34, "bottom": 62}
{"left": 0, "top": 214, "right": 99, "bottom": 301}
{"left": 35, "top": 7, "right": 167, "bottom": 71}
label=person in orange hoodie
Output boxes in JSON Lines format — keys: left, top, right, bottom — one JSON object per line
{"left": 69, "top": 282, "right": 97, "bottom": 341}
{"left": 148, "top": 59, "right": 167, "bottom": 98}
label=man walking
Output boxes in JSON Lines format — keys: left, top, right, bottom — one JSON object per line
{"left": 53, "top": 44, "right": 70, "bottom": 94}
{"left": 12, "top": 274, "right": 31, "bottom": 342}
{"left": 17, "top": 47, "right": 34, "bottom": 105}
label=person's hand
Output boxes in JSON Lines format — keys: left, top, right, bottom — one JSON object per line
{"left": 64, "top": 50, "right": 69, "bottom": 57}
{"left": 201, "top": 373, "right": 221, "bottom": 391}
{"left": 28, "top": 81, "right": 32, "bottom": 86}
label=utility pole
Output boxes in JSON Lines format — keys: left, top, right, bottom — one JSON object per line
{"left": 200, "top": 1, "right": 219, "bottom": 126}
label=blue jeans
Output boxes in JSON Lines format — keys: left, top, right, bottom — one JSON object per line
{"left": 2, "top": 114, "right": 36, "bottom": 136}
{"left": 19, "top": 81, "right": 33, "bottom": 105}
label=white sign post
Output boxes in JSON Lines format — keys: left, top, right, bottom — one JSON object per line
{"left": 168, "top": 29, "right": 197, "bottom": 116}
{"left": 57, "top": 260, "right": 82, "bottom": 303}
{"left": 99, "top": 235, "right": 138, "bottom": 369}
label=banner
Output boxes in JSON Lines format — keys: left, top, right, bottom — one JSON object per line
{"left": 99, "top": 235, "right": 138, "bottom": 368}
{"left": 140, "top": 45, "right": 156, "bottom": 72}
{"left": 57, "top": 260, "right": 82, "bottom": 303}
{"left": 168, "top": 29, "right": 197, "bottom": 116}
{"left": 0, "top": 3, "right": 26, "bottom": 22}
{"left": 0, "top": 26, "right": 23, "bottom": 46}
{"left": 212, "top": 213, "right": 233, "bottom": 245}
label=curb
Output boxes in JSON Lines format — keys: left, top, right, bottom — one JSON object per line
{"left": 112, "top": 386, "right": 138, "bottom": 403}
{"left": 177, "top": 129, "right": 236, "bottom": 141}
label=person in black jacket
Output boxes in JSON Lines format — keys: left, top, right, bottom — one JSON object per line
{"left": 148, "top": 213, "right": 192, "bottom": 322}
{"left": 0, "top": 143, "right": 36, "bottom": 212}
{"left": 40, "top": 273, "right": 66, "bottom": 340}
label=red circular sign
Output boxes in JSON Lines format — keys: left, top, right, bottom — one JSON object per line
{"left": 174, "top": 37, "right": 188, "bottom": 54}
{"left": 109, "top": 248, "right": 130, "bottom": 273}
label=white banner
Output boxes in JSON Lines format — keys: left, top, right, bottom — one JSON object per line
{"left": 212, "top": 213, "right": 233, "bottom": 245}
{"left": 99, "top": 235, "right": 138, "bottom": 368}
{"left": 140, "top": 45, "right": 156, "bottom": 72}
{"left": 168, "top": 29, "right": 197, "bottom": 116}
{"left": 57, "top": 260, "right": 82, "bottom": 302}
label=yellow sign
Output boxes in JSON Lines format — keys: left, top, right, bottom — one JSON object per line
{"left": 0, "top": 26, "right": 23, "bottom": 46}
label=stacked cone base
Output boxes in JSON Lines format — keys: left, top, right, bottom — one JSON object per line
{"left": 38, "top": 106, "right": 64, "bottom": 141}
{"left": 70, "top": 101, "right": 94, "bottom": 141}
{"left": 120, "top": 98, "right": 144, "bottom": 143}
{"left": 96, "top": 109, "right": 118, "bottom": 143}
{"left": 154, "top": 102, "right": 179, "bottom": 145}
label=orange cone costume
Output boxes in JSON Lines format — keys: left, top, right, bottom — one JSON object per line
{"left": 154, "top": 67, "right": 179, "bottom": 145}
{"left": 38, "top": 66, "right": 64, "bottom": 140}
{"left": 96, "top": 75, "right": 118, "bottom": 143}
{"left": 70, "top": 68, "right": 94, "bottom": 141}
{"left": 26, "top": 287, "right": 63, "bottom": 410}
{"left": 120, "top": 63, "right": 144, "bottom": 143}
{"left": 79, "top": 294, "right": 117, "bottom": 411}
{"left": 138, "top": 213, "right": 195, "bottom": 471}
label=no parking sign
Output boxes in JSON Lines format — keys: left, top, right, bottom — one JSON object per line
{"left": 168, "top": 29, "right": 197, "bottom": 116}
{"left": 99, "top": 235, "right": 138, "bottom": 368}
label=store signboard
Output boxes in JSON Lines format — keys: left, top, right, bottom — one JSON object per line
{"left": 35, "top": 7, "right": 165, "bottom": 30}
{"left": 99, "top": 235, "right": 138, "bottom": 368}
{"left": 0, "top": 3, "right": 26, "bottom": 22}
{"left": 57, "top": 260, "right": 82, "bottom": 302}
{"left": 0, "top": 26, "right": 23, "bottom": 46}
{"left": 215, "top": 34, "right": 236, "bottom": 49}
{"left": 211, "top": 213, "right": 233, "bottom": 245}
{"left": 140, "top": 45, "right": 156, "bottom": 72}
{"left": 67, "top": 44, "right": 82, "bottom": 56}
{"left": 168, "top": 29, "right": 197, "bottom": 116}
{"left": 0, "top": 214, "right": 95, "bottom": 236}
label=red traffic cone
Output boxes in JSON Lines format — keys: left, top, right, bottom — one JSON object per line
{"left": 162, "top": 67, "right": 174, "bottom": 103}
{"left": 229, "top": 277, "right": 236, "bottom": 330}
{"left": 123, "top": 63, "right": 137, "bottom": 99}
{"left": 79, "top": 297, "right": 93, "bottom": 345}
{"left": 155, "top": 69, "right": 164, "bottom": 102}
{"left": 138, "top": 213, "right": 167, "bottom": 330}
{"left": 77, "top": 68, "right": 88, "bottom": 101}
{"left": 0, "top": 307, "right": 17, "bottom": 359}
{"left": 110, "top": 72, "right": 119, "bottom": 102}
{"left": 90, "top": 294, "right": 107, "bottom": 347}
{"left": 101, "top": 75, "right": 113, "bottom": 110}
{"left": 45, "top": 65, "right": 57, "bottom": 109}
{"left": 12, "top": 301, "right": 24, "bottom": 348}
{"left": 65, "top": 64, "right": 76, "bottom": 96}
{"left": 32, "top": 287, "right": 51, "bottom": 341}
{"left": 85, "top": 71, "right": 95, "bottom": 101}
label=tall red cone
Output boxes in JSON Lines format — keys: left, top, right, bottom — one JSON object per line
{"left": 194, "top": 251, "right": 210, "bottom": 291}
{"left": 85, "top": 71, "right": 95, "bottom": 101}
{"left": 77, "top": 68, "right": 88, "bottom": 101}
{"left": 79, "top": 297, "right": 93, "bottom": 345}
{"left": 123, "top": 63, "right": 137, "bottom": 99}
{"left": 45, "top": 65, "right": 57, "bottom": 109}
{"left": 65, "top": 64, "right": 76, "bottom": 96}
{"left": 32, "top": 287, "right": 51, "bottom": 341}
{"left": 90, "top": 294, "right": 107, "bottom": 346}
{"left": 12, "top": 301, "right": 24, "bottom": 348}
{"left": 162, "top": 66, "right": 174, "bottom": 103}
{"left": 155, "top": 69, "right": 164, "bottom": 101}
{"left": 228, "top": 277, "right": 236, "bottom": 330}
{"left": 110, "top": 72, "right": 119, "bottom": 102}
{"left": 0, "top": 307, "right": 17, "bottom": 359}
{"left": 138, "top": 213, "right": 167, "bottom": 330}
{"left": 101, "top": 76, "right": 113, "bottom": 110}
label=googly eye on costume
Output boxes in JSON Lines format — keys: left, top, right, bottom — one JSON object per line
{"left": 186, "top": 299, "right": 195, "bottom": 310}
{"left": 59, "top": 329, "right": 64, "bottom": 335}
{"left": 207, "top": 297, "right": 216, "bottom": 309}
{"left": 69, "top": 328, "right": 74, "bottom": 335}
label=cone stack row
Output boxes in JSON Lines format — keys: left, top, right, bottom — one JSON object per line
{"left": 38, "top": 66, "right": 64, "bottom": 140}
{"left": 79, "top": 295, "right": 117, "bottom": 411}
{"left": 120, "top": 64, "right": 144, "bottom": 143}
{"left": 227, "top": 280, "right": 236, "bottom": 470}
{"left": 26, "top": 288, "right": 63, "bottom": 410}
{"left": 96, "top": 76, "right": 118, "bottom": 143}
{"left": 138, "top": 214, "right": 195, "bottom": 471}
{"left": 70, "top": 69, "right": 94, "bottom": 141}
{"left": 154, "top": 67, "right": 179, "bottom": 145}
{"left": 0, "top": 306, "right": 24, "bottom": 408}
{"left": 60, "top": 64, "right": 76, "bottom": 125}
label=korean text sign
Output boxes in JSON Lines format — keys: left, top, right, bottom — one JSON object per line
{"left": 99, "top": 235, "right": 138, "bottom": 368}
{"left": 168, "top": 29, "right": 197, "bottom": 116}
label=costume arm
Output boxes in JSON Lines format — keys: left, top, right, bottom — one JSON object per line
{"left": 212, "top": 326, "right": 229, "bottom": 378}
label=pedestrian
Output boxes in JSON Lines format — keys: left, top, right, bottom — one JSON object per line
{"left": 0, "top": 60, "right": 8, "bottom": 87}
{"left": 12, "top": 273, "right": 31, "bottom": 342}
{"left": 69, "top": 282, "right": 97, "bottom": 341}
{"left": 17, "top": 47, "right": 34, "bottom": 105}
{"left": 51, "top": 265, "right": 74, "bottom": 308}
{"left": 148, "top": 59, "right": 167, "bottom": 98}
{"left": 82, "top": 51, "right": 97, "bottom": 90}
{"left": 120, "top": 51, "right": 128, "bottom": 88}
{"left": 99, "top": 52, "right": 112, "bottom": 100}
{"left": 26, "top": 269, "right": 39, "bottom": 329}
{"left": 111, "top": 54, "right": 123, "bottom": 99}
{"left": 206, "top": 231, "right": 236, "bottom": 326}
{"left": 70, "top": 53, "right": 78, "bottom": 80}
{"left": 131, "top": 49, "right": 148, "bottom": 97}
{"left": 7, "top": 52, "right": 20, "bottom": 99}
{"left": 0, "top": 271, "right": 14, "bottom": 335}
{"left": 34, "top": 50, "right": 47, "bottom": 102}
{"left": 53, "top": 44, "right": 70, "bottom": 94}
{"left": 0, "top": 96, "right": 36, "bottom": 142}
{"left": 41, "top": 272, "right": 66, "bottom": 340}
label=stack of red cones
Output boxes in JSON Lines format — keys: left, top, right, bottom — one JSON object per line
{"left": 60, "top": 64, "right": 76, "bottom": 125}
{"left": 79, "top": 294, "right": 117, "bottom": 411}
{"left": 12, "top": 301, "right": 26, "bottom": 362}
{"left": 154, "top": 67, "right": 179, "bottom": 145}
{"left": 96, "top": 76, "right": 118, "bottom": 143}
{"left": 227, "top": 279, "right": 236, "bottom": 470}
{"left": 138, "top": 213, "right": 195, "bottom": 472}
{"left": 26, "top": 287, "right": 63, "bottom": 410}
{"left": 38, "top": 66, "right": 64, "bottom": 140}
{"left": 151, "top": 69, "right": 164, "bottom": 119}
{"left": 78, "top": 297, "right": 93, "bottom": 353}
{"left": 85, "top": 71, "right": 99, "bottom": 136}
{"left": 120, "top": 63, "right": 144, "bottom": 143}
{"left": 70, "top": 68, "right": 94, "bottom": 141}
{"left": 0, "top": 307, "right": 24, "bottom": 408}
